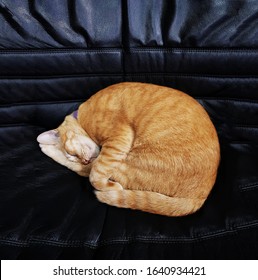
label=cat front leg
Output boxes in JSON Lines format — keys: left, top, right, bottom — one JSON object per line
{"left": 89, "top": 127, "right": 134, "bottom": 192}
{"left": 90, "top": 173, "right": 123, "bottom": 191}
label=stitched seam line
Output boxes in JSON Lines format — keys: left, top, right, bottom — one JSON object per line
{"left": 2, "top": 73, "right": 258, "bottom": 80}
{"left": 0, "top": 221, "right": 258, "bottom": 248}
{"left": 0, "top": 48, "right": 122, "bottom": 54}
{"left": 1, "top": 125, "right": 258, "bottom": 132}
{"left": 2, "top": 96, "right": 258, "bottom": 108}
{"left": 2, "top": 47, "right": 258, "bottom": 54}
{"left": 127, "top": 47, "right": 258, "bottom": 54}
{"left": 0, "top": 73, "right": 123, "bottom": 79}
{"left": 0, "top": 99, "right": 83, "bottom": 108}
{"left": 239, "top": 182, "right": 258, "bottom": 191}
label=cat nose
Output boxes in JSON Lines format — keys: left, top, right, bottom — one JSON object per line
{"left": 81, "top": 158, "right": 90, "bottom": 165}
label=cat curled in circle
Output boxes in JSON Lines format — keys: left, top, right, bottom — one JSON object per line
{"left": 37, "top": 82, "right": 220, "bottom": 216}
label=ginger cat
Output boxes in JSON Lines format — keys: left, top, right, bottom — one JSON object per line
{"left": 37, "top": 82, "right": 220, "bottom": 216}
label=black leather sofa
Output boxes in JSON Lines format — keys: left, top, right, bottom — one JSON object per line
{"left": 1, "top": 0, "right": 258, "bottom": 259}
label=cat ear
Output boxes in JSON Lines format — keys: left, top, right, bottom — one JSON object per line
{"left": 37, "top": 129, "right": 60, "bottom": 145}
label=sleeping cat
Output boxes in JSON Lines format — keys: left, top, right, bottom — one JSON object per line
{"left": 37, "top": 82, "right": 220, "bottom": 216}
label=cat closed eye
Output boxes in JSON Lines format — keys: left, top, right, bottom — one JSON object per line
{"left": 64, "top": 151, "right": 79, "bottom": 160}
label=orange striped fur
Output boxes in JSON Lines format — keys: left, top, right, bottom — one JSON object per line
{"left": 38, "top": 82, "right": 220, "bottom": 216}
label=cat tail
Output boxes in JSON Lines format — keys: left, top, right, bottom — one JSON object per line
{"left": 95, "top": 189, "right": 206, "bottom": 216}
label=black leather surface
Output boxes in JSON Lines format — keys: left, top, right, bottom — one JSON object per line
{"left": 1, "top": 0, "right": 258, "bottom": 259}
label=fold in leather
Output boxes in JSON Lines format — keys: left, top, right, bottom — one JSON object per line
{"left": 2, "top": 0, "right": 258, "bottom": 48}
{"left": 0, "top": 0, "right": 122, "bottom": 48}
{"left": 127, "top": 0, "right": 258, "bottom": 47}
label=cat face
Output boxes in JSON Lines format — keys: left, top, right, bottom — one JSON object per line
{"left": 37, "top": 115, "right": 100, "bottom": 171}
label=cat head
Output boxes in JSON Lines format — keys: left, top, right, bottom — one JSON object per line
{"left": 37, "top": 115, "right": 100, "bottom": 169}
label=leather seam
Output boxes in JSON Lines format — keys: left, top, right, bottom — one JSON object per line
{"left": 1, "top": 47, "right": 258, "bottom": 54}
{"left": 0, "top": 48, "right": 122, "bottom": 54}
{"left": 2, "top": 73, "right": 258, "bottom": 80}
{"left": 2, "top": 96, "right": 258, "bottom": 108}
{"left": 239, "top": 182, "right": 258, "bottom": 191}
{"left": 0, "top": 221, "right": 258, "bottom": 248}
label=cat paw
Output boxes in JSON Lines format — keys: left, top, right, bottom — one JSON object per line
{"left": 89, "top": 174, "right": 123, "bottom": 191}
{"left": 106, "top": 179, "right": 123, "bottom": 190}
